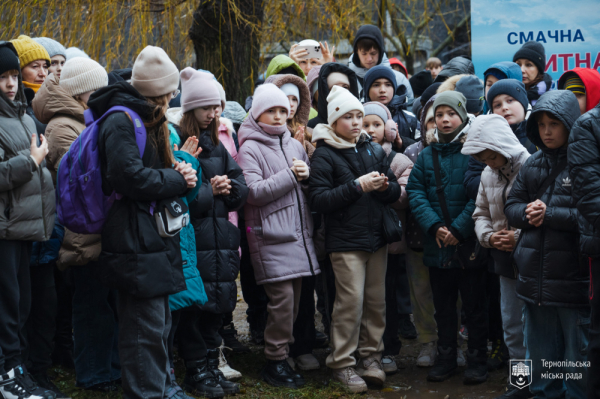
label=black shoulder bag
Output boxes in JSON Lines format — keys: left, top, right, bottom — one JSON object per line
{"left": 431, "top": 147, "right": 487, "bottom": 269}
{"left": 382, "top": 151, "right": 404, "bottom": 244}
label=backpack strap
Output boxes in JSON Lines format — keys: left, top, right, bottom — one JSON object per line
{"left": 535, "top": 159, "right": 567, "bottom": 200}
{"left": 87, "top": 106, "right": 147, "bottom": 158}
{"left": 431, "top": 147, "right": 454, "bottom": 227}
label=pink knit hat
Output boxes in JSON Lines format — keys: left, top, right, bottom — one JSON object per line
{"left": 363, "top": 101, "right": 398, "bottom": 142}
{"left": 250, "top": 83, "right": 290, "bottom": 120}
{"left": 180, "top": 67, "right": 221, "bottom": 113}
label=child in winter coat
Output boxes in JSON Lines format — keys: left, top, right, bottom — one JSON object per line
{"left": 557, "top": 67, "right": 600, "bottom": 115}
{"left": 363, "top": 65, "right": 419, "bottom": 149}
{"left": 483, "top": 61, "right": 522, "bottom": 113}
{"left": 505, "top": 90, "right": 589, "bottom": 399}
{"left": 170, "top": 68, "right": 248, "bottom": 398}
{"left": 363, "top": 101, "right": 413, "bottom": 374}
{"left": 237, "top": 83, "right": 319, "bottom": 389}
{"left": 309, "top": 86, "right": 400, "bottom": 392}
{"left": 0, "top": 40, "right": 55, "bottom": 399}
{"left": 406, "top": 91, "right": 489, "bottom": 384}
{"left": 462, "top": 115, "right": 531, "bottom": 397}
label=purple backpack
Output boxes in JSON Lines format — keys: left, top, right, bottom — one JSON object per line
{"left": 56, "top": 106, "right": 147, "bottom": 234}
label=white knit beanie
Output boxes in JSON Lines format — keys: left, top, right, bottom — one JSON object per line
{"left": 327, "top": 85, "right": 364, "bottom": 125}
{"left": 60, "top": 57, "right": 108, "bottom": 97}
{"left": 131, "top": 46, "right": 179, "bottom": 98}
{"left": 214, "top": 80, "right": 227, "bottom": 110}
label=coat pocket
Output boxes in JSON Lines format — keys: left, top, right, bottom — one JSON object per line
{"left": 260, "top": 196, "right": 297, "bottom": 246}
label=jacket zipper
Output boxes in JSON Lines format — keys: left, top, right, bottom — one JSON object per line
{"left": 279, "top": 136, "right": 315, "bottom": 275}
{"left": 355, "top": 144, "right": 376, "bottom": 252}
{"left": 537, "top": 159, "right": 558, "bottom": 306}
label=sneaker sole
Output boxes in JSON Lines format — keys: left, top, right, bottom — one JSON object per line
{"left": 426, "top": 368, "right": 458, "bottom": 382}
{"left": 260, "top": 371, "right": 298, "bottom": 389}
{"left": 383, "top": 367, "right": 398, "bottom": 375}
{"left": 221, "top": 385, "right": 241, "bottom": 395}
{"left": 296, "top": 363, "right": 320, "bottom": 371}
{"left": 333, "top": 381, "right": 368, "bottom": 394}
{"left": 356, "top": 371, "right": 386, "bottom": 386}
{"left": 416, "top": 360, "right": 435, "bottom": 367}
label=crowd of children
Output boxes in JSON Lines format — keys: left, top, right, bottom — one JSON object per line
{"left": 1, "top": 23, "right": 600, "bottom": 399}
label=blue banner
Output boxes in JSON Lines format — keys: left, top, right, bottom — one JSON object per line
{"left": 471, "top": 0, "right": 600, "bottom": 82}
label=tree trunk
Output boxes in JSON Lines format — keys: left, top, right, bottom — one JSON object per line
{"left": 189, "top": 0, "right": 264, "bottom": 105}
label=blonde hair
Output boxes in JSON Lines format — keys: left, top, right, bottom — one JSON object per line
{"left": 145, "top": 93, "right": 174, "bottom": 168}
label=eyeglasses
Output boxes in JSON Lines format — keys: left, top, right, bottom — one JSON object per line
{"left": 172, "top": 89, "right": 180, "bottom": 99}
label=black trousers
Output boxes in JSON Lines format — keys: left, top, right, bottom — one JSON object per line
{"left": 486, "top": 271, "right": 504, "bottom": 342}
{"left": 383, "top": 254, "right": 402, "bottom": 356}
{"left": 289, "top": 276, "right": 317, "bottom": 358}
{"left": 53, "top": 265, "right": 74, "bottom": 357}
{"left": 589, "top": 258, "right": 600, "bottom": 399}
{"left": 238, "top": 230, "right": 268, "bottom": 330}
{"left": 395, "top": 254, "right": 412, "bottom": 316}
{"left": 317, "top": 257, "right": 336, "bottom": 336}
{"left": 175, "top": 308, "right": 223, "bottom": 361}
{"left": 23, "top": 262, "right": 57, "bottom": 375}
{"left": 429, "top": 267, "right": 488, "bottom": 354}
{"left": 0, "top": 240, "right": 33, "bottom": 373}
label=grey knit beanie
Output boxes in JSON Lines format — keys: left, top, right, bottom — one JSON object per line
{"left": 455, "top": 75, "right": 484, "bottom": 114}
{"left": 222, "top": 101, "right": 247, "bottom": 125}
{"left": 65, "top": 47, "right": 90, "bottom": 61}
{"left": 33, "top": 37, "right": 67, "bottom": 59}
{"left": 60, "top": 57, "right": 108, "bottom": 97}
{"left": 433, "top": 91, "right": 468, "bottom": 122}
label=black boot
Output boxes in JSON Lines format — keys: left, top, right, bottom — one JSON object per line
{"left": 183, "top": 359, "right": 224, "bottom": 399}
{"left": 32, "top": 374, "right": 68, "bottom": 399}
{"left": 487, "top": 339, "right": 508, "bottom": 371}
{"left": 398, "top": 314, "right": 417, "bottom": 340}
{"left": 464, "top": 349, "right": 489, "bottom": 385}
{"left": 206, "top": 349, "right": 240, "bottom": 395}
{"left": 261, "top": 360, "right": 300, "bottom": 388}
{"left": 220, "top": 323, "right": 250, "bottom": 354}
{"left": 247, "top": 311, "right": 266, "bottom": 346}
{"left": 427, "top": 346, "right": 457, "bottom": 382}
{"left": 313, "top": 330, "right": 329, "bottom": 349}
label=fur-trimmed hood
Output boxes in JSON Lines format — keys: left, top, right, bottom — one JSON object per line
{"left": 265, "top": 74, "right": 311, "bottom": 126}
{"left": 425, "top": 114, "right": 475, "bottom": 145}
{"left": 436, "top": 74, "right": 467, "bottom": 94}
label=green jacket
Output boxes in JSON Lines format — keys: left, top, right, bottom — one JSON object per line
{"left": 266, "top": 55, "right": 306, "bottom": 80}
{"left": 406, "top": 130, "right": 475, "bottom": 268}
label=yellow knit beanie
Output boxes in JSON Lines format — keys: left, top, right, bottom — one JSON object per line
{"left": 11, "top": 35, "right": 51, "bottom": 68}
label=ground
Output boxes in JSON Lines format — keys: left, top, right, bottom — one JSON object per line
{"left": 52, "top": 284, "right": 509, "bottom": 399}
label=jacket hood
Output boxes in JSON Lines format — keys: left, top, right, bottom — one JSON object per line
{"left": 313, "top": 63, "right": 359, "bottom": 125}
{"left": 436, "top": 74, "right": 466, "bottom": 94}
{"left": 427, "top": 114, "right": 475, "bottom": 145}
{"left": 462, "top": 114, "right": 529, "bottom": 163}
{"left": 386, "top": 88, "right": 408, "bottom": 113}
{"left": 351, "top": 25, "right": 385, "bottom": 66}
{"left": 434, "top": 56, "right": 474, "bottom": 82}
{"left": 312, "top": 123, "right": 370, "bottom": 149}
{"left": 265, "top": 74, "right": 311, "bottom": 125}
{"left": 558, "top": 68, "right": 600, "bottom": 112}
{"left": 0, "top": 41, "right": 27, "bottom": 118}
{"left": 166, "top": 107, "right": 183, "bottom": 126}
{"left": 266, "top": 55, "right": 306, "bottom": 81}
{"left": 238, "top": 112, "right": 291, "bottom": 148}
{"left": 32, "top": 73, "right": 85, "bottom": 125}
{"left": 484, "top": 61, "right": 522, "bottom": 82}
{"left": 526, "top": 90, "right": 580, "bottom": 150}
{"left": 87, "top": 81, "right": 155, "bottom": 121}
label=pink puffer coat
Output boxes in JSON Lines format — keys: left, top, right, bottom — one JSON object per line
{"left": 237, "top": 116, "right": 320, "bottom": 285}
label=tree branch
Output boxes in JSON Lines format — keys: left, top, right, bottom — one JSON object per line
{"left": 431, "top": 13, "right": 469, "bottom": 57}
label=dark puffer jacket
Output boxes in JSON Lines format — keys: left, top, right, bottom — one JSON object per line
{"left": 434, "top": 56, "right": 474, "bottom": 83}
{"left": 90, "top": 82, "right": 189, "bottom": 298}
{"left": 309, "top": 132, "right": 400, "bottom": 254}
{"left": 569, "top": 105, "right": 600, "bottom": 259}
{"left": 505, "top": 90, "right": 588, "bottom": 307}
{"left": 186, "top": 129, "right": 248, "bottom": 314}
{"left": 307, "top": 63, "right": 359, "bottom": 129}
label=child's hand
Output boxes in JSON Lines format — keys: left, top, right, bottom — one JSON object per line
{"left": 178, "top": 137, "right": 203, "bottom": 158}
{"left": 293, "top": 126, "right": 306, "bottom": 145}
{"left": 393, "top": 131, "right": 403, "bottom": 149}
{"left": 174, "top": 161, "right": 197, "bottom": 188}
{"left": 376, "top": 173, "right": 389, "bottom": 192}
{"left": 435, "top": 227, "right": 449, "bottom": 248}
{"left": 211, "top": 175, "right": 232, "bottom": 196}
{"left": 30, "top": 134, "right": 48, "bottom": 165}
{"left": 292, "top": 157, "right": 309, "bottom": 181}
{"left": 443, "top": 231, "right": 459, "bottom": 246}
{"left": 499, "top": 230, "right": 516, "bottom": 251}
{"left": 526, "top": 200, "right": 546, "bottom": 227}
{"left": 358, "top": 171, "right": 384, "bottom": 192}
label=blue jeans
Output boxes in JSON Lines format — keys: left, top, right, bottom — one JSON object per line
{"left": 72, "top": 265, "right": 120, "bottom": 388}
{"left": 522, "top": 303, "right": 590, "bottom": 399}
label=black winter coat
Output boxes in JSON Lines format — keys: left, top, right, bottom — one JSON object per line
{"left": 568, "top": 106, "right": 600, "bottom": 258}
{"left": 307, "top": 63, "right": 360, "bottom": 129}
{"left": 505, "top": 91, "right": 588, "bottom": 307}
{"left": 90, "top": 82, "right": 189, "bottom": 298}
{"left": 434, "top": 57, "right": 474, "bottom": 83}
{"left": 309, "top": 134, "right": 400, "bottom": 253}
{"left": 186, "top": 129, "right": 248, "bottom": 314}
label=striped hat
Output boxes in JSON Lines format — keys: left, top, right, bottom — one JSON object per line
{"left": 565, "top": 75, "right": 585, "bottom": 94}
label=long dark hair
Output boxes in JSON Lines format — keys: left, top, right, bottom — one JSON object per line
{"left": 144, "top": 93, "right": 175, "bottom": 168}
{"left": 179, "top": 110, "right": 220, "bottom": 146}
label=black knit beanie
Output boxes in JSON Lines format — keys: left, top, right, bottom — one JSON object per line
{"left": 420, "top": 82, "right": 442, "bottom": 107}
{"left": 513, "top": 41, "right": 546, "bottom": 75}
{"left": 0, "top": 45, "right": 21, "bottom": 76}
{"left": 409, "top": 70, "right": 433, "bottom": 98}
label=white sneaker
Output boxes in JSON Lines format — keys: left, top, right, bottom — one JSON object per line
{"left": 381, "top": 355, "right": 398, "bottom": 374}
{"left": 295, "top": 354, "right": 320, "bottom": 371}
{"left": 417, "top": 342, "right": 437, "bottom": 367}
{"left": 217, "top": 345, "right": 242, "bottom": 381}
{"left": 0, "top": 367, "right": 43, "bottom": 399}
{"left": 457, "top": 347, "right": 466, "bottom": 367}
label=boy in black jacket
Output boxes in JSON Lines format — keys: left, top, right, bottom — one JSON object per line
{"left": 505, "top": 90, "right": 589, "bottom": 399}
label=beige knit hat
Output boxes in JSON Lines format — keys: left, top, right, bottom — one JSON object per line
{"left": 327, "top": 85, "right": 364, "bottom": 125}
{"left": 131, "top": 46, "right": 179, "bottom": 98}
{"left": 60, "top": 57, "right": 108, "bottom": 97}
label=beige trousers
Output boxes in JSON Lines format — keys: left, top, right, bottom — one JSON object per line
{"left": 326, "top": 246, "right": 388, "bottom": 369}
{"left": 263, "top": 277, "right": 303, "bottom": 360}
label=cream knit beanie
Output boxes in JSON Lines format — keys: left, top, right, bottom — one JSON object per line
{"left": 327, "top": 85, "right": 364, "bottom": 125}
{"left": 131, "top": 46, "right": 179, "bottom": 98}
{"left": 60, "top": 57, "right": 108, "bottom": 97}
